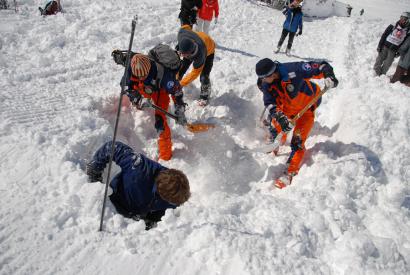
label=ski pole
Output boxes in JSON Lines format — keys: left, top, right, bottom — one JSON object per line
{"left": 99, "top": 15, "right": 137, "bottom": 232}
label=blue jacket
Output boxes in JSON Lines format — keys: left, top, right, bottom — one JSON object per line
{"left": 283, "top": 7, "right": 303, "bottom": 33}
{"left": 257, "top": 61, "right": 333, "bottom": 117}
{"left": 123, "top": 59, "right": 184, "bottom": 105}
{"left": 89, "top": 141, "right": 176, "bottom": 215}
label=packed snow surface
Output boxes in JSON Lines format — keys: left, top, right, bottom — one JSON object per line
{"left": 0, "top": 0, "right": 409, "bottom": 274}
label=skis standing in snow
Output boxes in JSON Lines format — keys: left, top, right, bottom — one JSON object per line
{"left": 177, "top": 25, "right": 216, "bottom": 106}
{"left": 374, "top": 12, "right": 410, "bottom": 76}
{"left": 112, "top": 46, "right": 188, "bottom": 161}
{"left": 179, "top": 0, "right": 203, "bottom": 29}
{"left": 195, "top": 0, "right": 219, "bottom": 34}
{"left": 87, "top": 141, "right": 190, "bottom": 230}
{"left": 255, "top": 58, "right": 338, "bottom": 189}
{"left": 275, "top": 0, "right": 303, "bottom": 56}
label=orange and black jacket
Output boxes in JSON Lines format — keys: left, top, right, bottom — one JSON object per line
{"left": 257, "top": 61, "right": 335, "bottom": 118}
{"left": 177, "top": 25, "right": 216, "bottom": 86}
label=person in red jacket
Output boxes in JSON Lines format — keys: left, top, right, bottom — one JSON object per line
{"left": 196, "top": 0, "right": 219, "bottom": 34}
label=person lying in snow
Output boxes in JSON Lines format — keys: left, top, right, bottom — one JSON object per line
{"left": 38, "top": 0, "right": 62, "bottom": 16}
{"left": 255, "top": 58, "right": 338, "bottom": 189}
{"left": 86, "top": 141, "right": 191, "bottom": 230}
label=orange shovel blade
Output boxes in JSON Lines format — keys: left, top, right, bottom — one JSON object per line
{"left": 185, "top": 123, "right": 215, "bottom": 133}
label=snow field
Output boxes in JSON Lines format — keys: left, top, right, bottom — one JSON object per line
{"left": 0, "top": 0, "right": 410, "bottom": 274}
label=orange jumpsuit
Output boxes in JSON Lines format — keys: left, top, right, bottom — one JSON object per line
{"left": 128, "top": 64, "right": 184, "bottom": 161}
{"left": 259, "top": 61, "right": 332, "bottom": 175}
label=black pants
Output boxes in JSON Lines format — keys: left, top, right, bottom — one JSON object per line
{"left": 277, "top": 29, "right": 296, "bottom": 50}
{"left": 178, "top": 53, "right": 214, "bottom": 86}
{"left": 179, "top": 11, "right": 196, "bottom": 27}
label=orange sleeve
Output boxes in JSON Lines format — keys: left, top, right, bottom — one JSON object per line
{"left": 180, "top": 65, "right": 204, "bottom": 87}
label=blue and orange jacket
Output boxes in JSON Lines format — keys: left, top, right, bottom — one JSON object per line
{"left": 283, "top": 7, "right": 303, "bottom": 33}
{"left": 89, "top": 141, "right": 176, "bottom": 215}
{"left": 123, "top": 60, "right": 184, "bottom": 105}
{"left": 258, "top": 61, "right": 333, "bottom": 118}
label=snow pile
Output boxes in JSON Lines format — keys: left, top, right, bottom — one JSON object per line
{"left": 0, "top": 0, "right": 409, "bottom": 274}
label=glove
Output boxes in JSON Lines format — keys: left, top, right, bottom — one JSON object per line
{"left": 321, "top": 65, "right": 339, "bottom": 88}
{"left": 214, "top": 18, "right": 218, "bottom": 24}
{"left": 174, "top": 104, "right": 187, "bottom": 125}
{"left": 377, "top": 47, "right": 382, "bottom": 53}
{"left": 127, "top": 90, "right": 151, "bottom": 110}
{"left": 273, "top": 111, "right": 292, "bottom": 132}
{"left": 297, "top": 30, "right": 302, "bottom": 36}
{"left": 395, "top": 52, "right": 400, "bottom": 57}
{"left": 111, "top": 50, "right": 127, "bottom": 67}
{"left": 86, "top": 162, "right": 103, "bottom": 183}
{"left": 324, "top": 76, "right": 339, "bottom": 88}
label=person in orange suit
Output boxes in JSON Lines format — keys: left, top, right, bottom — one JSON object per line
{"left": 255, "top": 58, "right": 338, "bottom": 189}
{"left": 121, "top": 53, "right": 187, "bottom": 161}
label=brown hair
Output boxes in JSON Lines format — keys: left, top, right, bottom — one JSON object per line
{"left": 156, "top": 169, "right": 190, "bottom": 205}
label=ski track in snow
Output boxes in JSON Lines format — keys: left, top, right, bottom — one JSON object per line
{"left": 1, "top": 0, "right": 409, "bottom": 274}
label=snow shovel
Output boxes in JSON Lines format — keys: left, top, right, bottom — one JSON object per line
{"left": 147, "top": 101, "right": 215, "bottom": 133}
{"left": 257, "top": 85, "right": 331, "bottom": 154}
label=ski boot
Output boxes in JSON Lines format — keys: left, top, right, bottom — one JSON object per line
{"left": 274, "top": 46, "right": 281, "bottom": 54}
{"left": 274, "top": 172, "right": 294, "bottom": 189}
{"left": 198, "top": 83, "right": 212, "bottom": 106}
{"left": 285, "top": 48, "right": 291, "bottom": 56}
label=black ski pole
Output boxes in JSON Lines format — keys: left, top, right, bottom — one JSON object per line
{"left": 99, "top": 15, "right": 137, "bottom": 232}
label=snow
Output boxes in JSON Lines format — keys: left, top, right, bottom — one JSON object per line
{"left": 1, "top": 0, "right": 410, "bottom": 274}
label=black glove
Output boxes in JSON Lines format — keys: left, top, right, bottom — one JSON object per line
{"left": 174, "top": 103, "right": 187, "bottom": 125}
{"left": 322, "top": 65, "right": 339, "bottom": 88}
{"left": 111, "top": 50, "right": 128, "bottom": 66}
{"left": 297, "top": 30, "right": 302, "bottom": 36}
{"left": 126, "top": 90, "right": 142, "bottom": 105}
{"left": 377, "top": 47, "right": 382, "bottom": 53}
{"left": 273, "top": 111, "right": 292, "bottom": 132}
{"left": 86, "top": 162, "right": 103, "bottom": 183}
{"left": 126, "top": 90, "right": 151, "bottom": 109}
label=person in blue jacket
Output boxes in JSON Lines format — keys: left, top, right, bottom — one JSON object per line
{"left": 256, "top": 58, "right": 338, "bottom": 189}
{"left": 111, "top": 47, "right": 187, "bottom": 161}
{"left": 275, "top": 1, "right": 303, "bottom": 55}
{"left": 86, "top": 141, "right": 191, "bottom": 229}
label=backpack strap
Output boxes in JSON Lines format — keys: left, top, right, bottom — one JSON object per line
{"left": 153, "top": 61, "right": 165, "bottom": 90}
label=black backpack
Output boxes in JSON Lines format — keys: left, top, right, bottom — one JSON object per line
{"left": 148, "top": 44, "right": 181, "bottom": 87}
{"left": 111, "top": 44, "right": 181, "bottom": 89}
